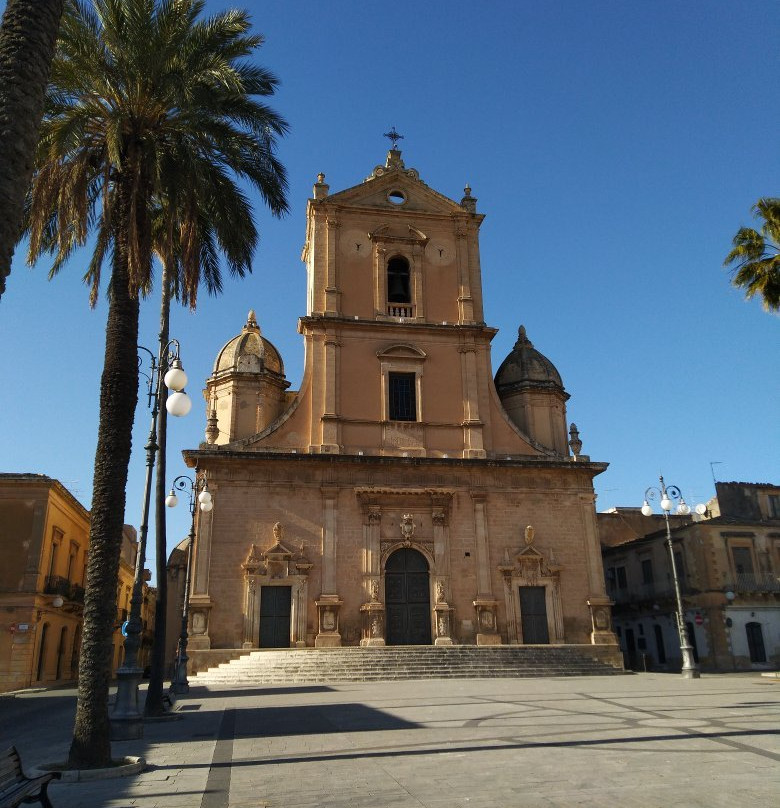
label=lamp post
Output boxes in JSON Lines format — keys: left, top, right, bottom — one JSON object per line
{"left": 641, "top": 475, "right": 703, "bottom": 679}
{"left": 165, "top": 474, "right": 212, "bottom": 694}
{"left": 111, "top": 341, "right": 192, "bottom": 740}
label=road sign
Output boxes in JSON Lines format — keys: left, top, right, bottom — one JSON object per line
{"left": 695, "top": 613, "right": 704, "bottom": 625}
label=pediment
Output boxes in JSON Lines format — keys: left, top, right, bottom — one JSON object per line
{"left": 324, "top": 169, "right": 467, "bottom": 217}
{"left": 376, "top": 344, "right": 427, "bottom": 361}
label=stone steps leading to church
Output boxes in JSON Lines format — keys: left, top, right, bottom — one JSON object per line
{"left": 190, "top": 645, "right": 626, "bottom": 685}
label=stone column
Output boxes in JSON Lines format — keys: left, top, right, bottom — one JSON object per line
{"left": 455, "top": 225, "right": 474, "bottom": 323}
{"left": 316, "top": 486, "right": 342, "bottom": 647}
{"left": 321, "top": 335, "right": 340, "bottom": 453}
{"left": 472, "top": 494, "right": 500, "bottom": 645}
{"left": 460, "top": 346, "right": 485, "bottom": 458}
{"left": 325, "top": 217, "right": 340, "bottom": 316}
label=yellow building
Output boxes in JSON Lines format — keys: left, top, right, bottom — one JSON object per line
{"left": 183, "top": 147, "right": 620, "bottom": 666}
{"left": 0, "top": 474, "right": 145, "bottom": 692}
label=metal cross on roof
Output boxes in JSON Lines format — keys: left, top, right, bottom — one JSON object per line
{"left": 383, "top": 126, "right": 404, "bottom": 149}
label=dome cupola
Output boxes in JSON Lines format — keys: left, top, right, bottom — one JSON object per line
{"left": 495, "top": 326, "right": 570, "bottom": 455}
{"left": 205, "top": 311, "right": 290, "bottom": 445}
{"left": 212, "top": 310, "right": 284, "bottom": 378}
{"left": 494, "top": 326, "right": 565, "bottom": 394}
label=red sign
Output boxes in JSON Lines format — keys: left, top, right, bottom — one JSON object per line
{"left": 695, "top": 613, "right": 704, "bottom": 625}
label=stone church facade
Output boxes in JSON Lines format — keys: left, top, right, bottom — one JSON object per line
{"left": 184, "top": 147, "right": 619, "bottom": 661}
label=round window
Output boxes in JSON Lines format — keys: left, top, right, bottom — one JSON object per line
{"left": 387, "top": 190, "right": 406, "bottom": 205}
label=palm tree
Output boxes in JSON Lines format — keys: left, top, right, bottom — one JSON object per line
{"left": 144, "top": 176, "right": 263, "bottom": 717}
{"left": 724, "top": 197, "right": 780, "bottom": 313}
{"left": 24, "top": 0, "right": 288, "bottom": 768}
{"left": 0, "top": 0, "right": 65, "bottom": 300}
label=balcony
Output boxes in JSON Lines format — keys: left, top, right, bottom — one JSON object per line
{"left": 44, "top": 575, "right": 72, "bottom": 598}
{"left": 610, "top": 580, "right": 695, "bottom": 606}
{"left": 386, "top": 303, "right": 414, "bottom": 318}
{"left": 725, "top": 572, "right": 780, "bottom": 594}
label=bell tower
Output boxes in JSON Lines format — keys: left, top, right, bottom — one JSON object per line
{"left": 293, "top": 140, "right": 543, "bottom": 460}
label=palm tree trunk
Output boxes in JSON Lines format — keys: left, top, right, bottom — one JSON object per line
{"left": 68, "top": 182, "right": 140, "bottom": 769}
{"left": 145, "top": 264, "right": 172, "bottom": 716}
{"left": 0, "top": 0, "right": 64, "bottom": 300}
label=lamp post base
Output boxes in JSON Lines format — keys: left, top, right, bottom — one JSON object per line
{"left": 110, "top": 665, "right": 144, "bottom": 739}
{"left": 680, "top": 644, "right": 701, "bottom": 679}
{"left": 170, "top": 652, "right": 190, "bottom": 694}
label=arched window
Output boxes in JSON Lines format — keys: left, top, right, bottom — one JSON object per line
{"left": 387, "top": 256, "right": 410, "bottom": 303}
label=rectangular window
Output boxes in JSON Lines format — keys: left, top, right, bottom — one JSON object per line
{"left": 388, "top": 372, "right": 416, "bottom": 421}
{"left": 615, "top": 566, "right": 627, "bottom": 590}
{"left": 731, "top": 546, "right": 754, "bottom": 575}
{"left": 641, "top": 559, "right": 654, "bottom": 585}
{"left": 767, "top": 495, "right": 780, "bottom": 519}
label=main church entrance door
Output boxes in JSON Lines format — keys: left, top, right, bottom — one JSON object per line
{"left": 519, "top": 586, "right": 550, "bottom": 644}
{"left": 385, "top": 548, "right": 432, "bottom": 645}
{"left": 259, "top": 585, "right": 292, "bottom": 648}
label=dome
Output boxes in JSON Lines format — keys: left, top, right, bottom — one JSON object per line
{"left": 494, "top": 326, "right": 565, "bottom": 394}
{"left": 212, "top": 310, "right": 284, "bottom": 377}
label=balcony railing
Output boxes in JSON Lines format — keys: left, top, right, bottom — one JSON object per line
{"left": 725, "top": 572, "right": 780, "bottom": 593}
{"left": 44, "top": 575, "right": 73, "bottom": 598}
{"left": 609, "top": 580, "right": 695, "bottom": 605}
{"left": 387, "top": 303, "right": 414, "bottom": 318}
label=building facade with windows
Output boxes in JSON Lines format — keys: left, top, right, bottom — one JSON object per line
{"left": 183, "top": 148, "right": 620, "bottom": 666}
{"left": 600, "top": 482, "right": 780, "bottom": 672}
{"left": 0, "top": 474, "right": 150, "bottom": 692}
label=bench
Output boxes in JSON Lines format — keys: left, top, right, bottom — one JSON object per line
{"left": 0, "top": 747, "right": 60, "bottom": 808}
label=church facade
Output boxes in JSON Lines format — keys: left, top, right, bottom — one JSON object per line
{"left": 183, "top": 147, "right": 619, "bottom": 661}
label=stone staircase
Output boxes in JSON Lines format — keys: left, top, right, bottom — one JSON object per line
{"left": 190, "top": 645, "right": 626, "bottom": 686}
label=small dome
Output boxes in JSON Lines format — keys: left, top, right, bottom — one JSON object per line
{"left": 495, "top": 326, "right": 565, "bottom": 394}
{"left": 212, "top": 310, "right": 284, "bottom": 377}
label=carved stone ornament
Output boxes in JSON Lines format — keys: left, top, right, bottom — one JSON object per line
{"left": 432, "top": 511, "right": 445, "bottom": 526}
{"left": 370, "top": 579, "right": 380, "bottom": 602}
{"left": 593, "top": 608, "right": 610, "bottom": 631}
{"left": 400, "top": 513, "right": 415, "bottom": 543}
{"left": 371, "top": 617, "right": 381, "bottom": 637}
{"left": 435, "top": 581, "right": 446, "bottom": 603}
{"left": 242, "top": 543, "right": 264, "bottom": 575}
{"left": 273, "top": 522, "right": 283, "bottom": 541}
{"left": 322, "top": 609, "right": 336, "bottom": 631}
{"left": 438, "top": 616, "right": 448, "bottom": 636}
{"left": 368, "top": 509, "right": 381, "bottom": 524}
{"left": 524, "top": 525, "right": 535, "bottom": 545}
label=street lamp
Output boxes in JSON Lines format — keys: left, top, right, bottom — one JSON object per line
{"left": 641, "top": 475, "right": 703, "bottom": 679}
{"left": 166, "top": 474, "right": 212, "bottom": 693}
{"left": 111, "top": 341, "right": 192, "bottom": 740}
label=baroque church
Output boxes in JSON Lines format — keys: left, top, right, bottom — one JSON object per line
{"left": 183, "top": 145, "right": 619, "bottom": 662}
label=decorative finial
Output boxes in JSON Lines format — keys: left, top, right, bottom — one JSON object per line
{"left": 568, "top": 423, "right": 582, "bottom": 457}
{"left": 206, "top": 408, "right": 219, "bottom": 444}
{"left": 384, "top": 126, "right": 404, "bottom": 149}
{"left": 247, "top": 309, "right": 258, "bottom": 328}
{"left": 460, "top": 183, "right": 477, "bottom": 212}
{"left": 316, "top": 172, "right": 325, "bottom": 184}
{"left": 516, "top": 325, "right": 532, "bottom": 346}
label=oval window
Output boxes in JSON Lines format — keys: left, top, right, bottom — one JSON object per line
{"left": 387, "top": 190, "right": 406, "bottom": 205}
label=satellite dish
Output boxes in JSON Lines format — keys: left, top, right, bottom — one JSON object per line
{"left": 695, "top": 503, "right": 707, "bottom": 516}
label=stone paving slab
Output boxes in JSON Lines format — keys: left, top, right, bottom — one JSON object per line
{"left": 1, "top": 673, "right": 779, "bottom": 807}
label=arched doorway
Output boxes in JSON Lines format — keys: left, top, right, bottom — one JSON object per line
{"left": 746, "top": 621, "right": 766, "bottom": 663}
{"left": 385, "top": 548, "right": 431, "bottom": 645}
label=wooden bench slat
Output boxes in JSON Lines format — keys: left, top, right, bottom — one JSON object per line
{"left": 0, "top": 746, "right": 60, "bottom": 808}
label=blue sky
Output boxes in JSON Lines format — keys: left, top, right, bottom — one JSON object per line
{"left": 1, "top": 1, "right": 777, "bottom": 582}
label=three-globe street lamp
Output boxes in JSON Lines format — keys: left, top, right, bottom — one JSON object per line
{"left": 111, "top": 341, "right": 192, "bottom": 740}
{"left": 641, "top": 475, "right": 705, "bottom": 679}
{"left": 166, "top": 474, "right": 212, "bottom": 693}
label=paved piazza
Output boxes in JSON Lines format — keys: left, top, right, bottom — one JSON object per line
{"left": 1, "top": 673, "right": 778, "bottom": 807}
